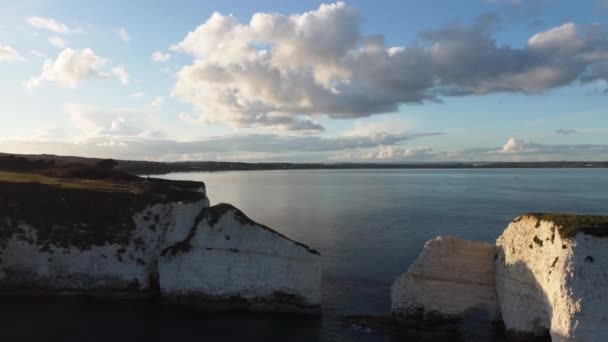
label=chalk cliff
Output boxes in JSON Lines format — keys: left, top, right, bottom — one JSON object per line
{"left": 496, "top": 214, "right": 608, "bottom": 341}
{"left": 159, "top": 203, "right": 321, "bottom": 313}
{"left": 391, "top": 236, "right": 499, "bottom": 321}
{"left": 0, "top": 168, "right": 321, "bottom": 314}
{"left": 391, "top": 214, "right": 608, "bottom": 341}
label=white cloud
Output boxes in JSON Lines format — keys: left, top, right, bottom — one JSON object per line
{"left": 500, "top": 137, "right": 538, "bottom": 153}
{"left": 170, "top": 3, "right": 608, "bottom": 131}
{"left": 49, "top": 35, "right": 68, "bottom": 48}
{"left": 151, "top": 51, "right": 171, "bottom": 62}
{"left": 350, "top": 145, "right": 434, "bottom": 160}
{"left": 111, "top": 66, "right": 130, "bottom": 85}
{"left": 150, "top": 96, "right": 165, "bottom": 107}
{"left": 130, "top": 92, "right": 145, "bottom": 99}
{"left": 26, "top": 48, "right": 107, "bottom": 89}
{"left": 26, "top": 16, "right": 81, "bottom": 34}
{"left": 114, "top": 27, "right": 130, "bottom": 42}
{"left": 0, "top": 44, "right": 24, "bottom": 62}
{"left": 66, "top": 103, "right": 148, "bottom": 136}
{"left": 26, "top": 48, "right": 128, "bottom": 89}
{"left": 30, "top": 49, "right": 47, "bottom": 58}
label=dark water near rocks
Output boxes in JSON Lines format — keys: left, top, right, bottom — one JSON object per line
{"left": 4, "top": 169, "right": 607, "bottom": 341}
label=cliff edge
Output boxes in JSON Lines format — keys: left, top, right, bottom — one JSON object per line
{"left": 0, "top": 160, "right": 321, "bottom": 314}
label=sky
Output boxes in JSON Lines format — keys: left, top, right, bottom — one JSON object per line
{"left": 1, "top": 0, "right": 608, "bottom": 162}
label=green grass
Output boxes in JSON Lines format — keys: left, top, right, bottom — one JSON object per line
{"left": 0, "top": 171, "right": 132, "bottom": 192}
{"left": 526, "top": 213, "right": 608, "bottom": 238}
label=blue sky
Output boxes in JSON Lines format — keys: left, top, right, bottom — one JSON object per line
{"left": 1, "top": 0, "right": 607, "bottom": 161}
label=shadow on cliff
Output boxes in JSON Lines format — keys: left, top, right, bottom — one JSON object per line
{"left": 491, "top": 257, "right": 553, "bottom": 342}
{"left": 340, "top": 257, "right": 554, "bottom": 342}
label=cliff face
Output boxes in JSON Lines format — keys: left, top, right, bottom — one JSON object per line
{"left": 159, "top": 204, "right": 321, "bottom": 313}
{"left": 496, "top": 214, "right": 608, "bottom": 341}
{"left": 0, "top": 169, "right": 321, "bottom": 313}
{"left": 391, "top": 236, "right": 499, "bottom": 321}
{"left": 391, "top": 214, "right": 608, "bottom": 341}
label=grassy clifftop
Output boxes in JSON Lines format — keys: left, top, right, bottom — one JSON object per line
{"left": 0, "top": 155, "right": 206, "bottom": 251}
{"left": 525, "top": 213, "right": 608, "bottom": 239}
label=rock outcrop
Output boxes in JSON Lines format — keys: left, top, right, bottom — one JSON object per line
{"left": 391, "top": 236, "right": 499, "bottom": 321}
{"left": 496, "top": 214, "right": 608, "bottom": 341}
{"left": 391, "top": 213, "right": 608, "bottom": 341}
{"left": 0, "top": 168, "right": 321, "bottom": 314}
{"left": 159, "top": 203, "right": 321, "bottom": 313}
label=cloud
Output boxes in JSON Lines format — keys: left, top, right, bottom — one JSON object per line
{"left": 30, "top": 49, "right": 47, "bottom": 58}
{"left": 130, "top": 92, "right": 145, "bottom": 99}
{"left": 150, "top": 96, "right": 165, "bottom": 107}
{"left": 0, "top": 44, "right": 24, "bottom": 61}
{"left": 114, "top": 27, "right": 130, "bottom": 42}
{"left": 4, "top": 127, "right": 607, "bottom": 162}
{"left": 26, "top": 48, "right": 126, "bottom": 89}
{"left": 499, "top": 137, "right": 538, "bottom": 153}
{"left": 556, "top": 128, "right": 577, "bottom": 135}
{"left": 0, "top": 129, "right": 441, "bottom": 161}
{"left": 376, "top": 145, "right": 433, "bottom": 160}
{"left": 442, "top": 136, "right": 608, "bottom": 161}
{"left": 49, "top": 35, "right": 68, "bottom": 48}
{"left": 151, "top": 51, "right": 171, "bottom": 62}
{"left": 26, "top": 16, "right": 81, "bottom": 34}
{"left": 111, "top": 66, "right": 130, "bottom": 85}
{"left": 66, "top": 103, "right": 149, "bottom": 136}
{"left": 171, "top": 2, "right": 608, "bottom": 131}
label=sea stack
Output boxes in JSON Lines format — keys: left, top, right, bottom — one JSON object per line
{"left": 391, "top": 236, "right": 499, "bottom": 321}
{"left": 0, "top": 165, "right": 321, "bottom": 314}
{"left": 391, "top": 213, "right": 608, "bottom": 341}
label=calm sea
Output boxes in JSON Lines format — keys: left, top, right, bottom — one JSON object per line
{"left": 4, "top": 169, "right": 607, "bottom": 341}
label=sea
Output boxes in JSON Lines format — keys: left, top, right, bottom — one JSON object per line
{"left": 4, "top": 169, "right": 607, "bottom": 341}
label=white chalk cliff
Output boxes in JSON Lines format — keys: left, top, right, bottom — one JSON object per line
{"left": 0, "top": 178, "right": 321, "bottom": 313}
{"left": 392, "top": 214, "right": 608, "bottom": 341}
{"left": 391, "top": 236, "right": 499, "bottom": 321}
{"left": 159, "top": 203, "right": 321, "bottom": 313}
{"left": 496, "top": 214, "right": 608, "bottom": 341}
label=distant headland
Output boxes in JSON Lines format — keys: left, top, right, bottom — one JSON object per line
{"left": 1, "top": 152, "right": 607, "bottom": 175}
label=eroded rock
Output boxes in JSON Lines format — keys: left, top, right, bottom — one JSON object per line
{"left": 391, "top": 236, "right": 499, "bottom": 322}
{"left": 159, "top": 203, "right": 322, "bottom": 314}
{"left": 496, "top": 214, "right": 608, "bottom": 341}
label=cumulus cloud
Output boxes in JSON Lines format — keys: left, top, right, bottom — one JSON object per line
{"left": 114, "top": 27, "right": 130, "bottom": 42}
{"left": 26, "top": 48, "right": 127, "bottom": 89}
{"left": 151, "top": 51, "right": 171, "bottom": 62}
{"left": 0, "top": 44, "right": 24, "bottom": 61}
{"left": 499, "top": 137, "right": 539, "bottom": 153}
{"left": 26, "top": 16, "right": 81, "bottom": 34}
{"left": 170, "top": 2, "right": 608, "bottom": 131}
{"left": 111, "top": 66, "right": 130, "bottom": 85}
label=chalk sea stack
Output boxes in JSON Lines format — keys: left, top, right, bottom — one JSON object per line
{"left": 392, "top": 213, "right": 608, "bottom": 341}
{"left": 0, "top": 156, "right": 321, "bottom": 314}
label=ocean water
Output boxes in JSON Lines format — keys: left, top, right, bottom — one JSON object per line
{"left": 5, "top": 169, "right": 607, "bottom": 341}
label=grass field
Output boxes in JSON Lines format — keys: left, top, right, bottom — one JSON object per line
{"left": 0, "top": 171, "right": 133, "bottom": 192}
